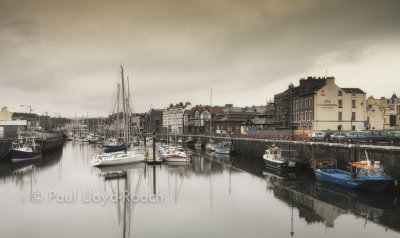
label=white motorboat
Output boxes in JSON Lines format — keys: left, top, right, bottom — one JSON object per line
{"left": 162, "top": 150, "right": 191, "bottom": 162}
{"left": 206, "top": 141, "right": 216, "bottom": 151}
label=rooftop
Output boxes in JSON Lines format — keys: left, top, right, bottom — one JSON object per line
{"left": 341, "top": 88, "right": 365, "bottom": 94}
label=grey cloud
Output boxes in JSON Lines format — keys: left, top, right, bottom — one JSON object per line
{"left": 0, "top": 0, "right": 399, "bottom": 116}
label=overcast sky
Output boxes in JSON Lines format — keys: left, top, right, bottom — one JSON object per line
{"left": 1, "top": 0, "right": 399, "bottom": 117}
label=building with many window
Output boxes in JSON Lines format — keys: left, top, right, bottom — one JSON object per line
{"left": 276, "top": 76, "right": 367, "bottom": 131}
{"left": 213, "top": 104, "right": 264, "bottom": 135}
{"left": 163, "top": 103, "right": 193, "bottom": 134}
{"left": 183, "top": 105, "right": 225, "bottom": 134}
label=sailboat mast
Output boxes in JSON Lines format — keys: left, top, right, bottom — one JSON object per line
{"left": 126, "top": 76, "right": 131, "bottom": 143}
{"left": 117, "top": 83, "right": 120, "bottom": 140}
{"left": 121, "top": 66, "right": 127, "bottom": 142}
{"left": 210, "top": 88, "right": 212, "bottom": 137}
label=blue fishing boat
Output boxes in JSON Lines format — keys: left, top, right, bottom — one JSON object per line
{"left": 312, "top": 157, "right": 394, "bottom": 192}
{"left": 214, "top": 152, "right": 231, "bottom": 163}
{"left": 215, "top": 141, "right": 233, "bottom": 154}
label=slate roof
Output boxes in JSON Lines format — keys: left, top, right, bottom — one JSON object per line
{"left": 295, "top": 78, "right": 327, "bottom": 96}
{"left": 185, "top": 105, "right": 225, "bottom": 116}
{"left": 341, "top": 88, "right": 366, "bottom": 94}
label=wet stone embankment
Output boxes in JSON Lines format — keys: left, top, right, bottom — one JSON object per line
{"left": 159, "top": 134, "right": 400, "bottom": 178}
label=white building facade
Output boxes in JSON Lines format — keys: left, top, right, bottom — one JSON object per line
{"left": 291, "top": 77, "right": 367, "bottom": 131}
{"left": 164, "top": 105, "right": 193, "bottom": 134}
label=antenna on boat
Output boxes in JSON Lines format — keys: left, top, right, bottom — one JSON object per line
{"left": 365, "top": 151, "right": 370, "bottom": 166}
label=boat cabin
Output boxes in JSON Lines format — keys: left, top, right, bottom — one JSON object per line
{"left": 265, "top": 147, "right": 297, "bottom": 158}
{"left": 357, "top": 167, "right": 388, "bottom": 177}
{"left": 11, "top": 142, "right": 23, "bottom": 150}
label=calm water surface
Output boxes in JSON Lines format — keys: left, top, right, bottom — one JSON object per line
{"left": 0, "top": 142, "right": 399, "bottom": 238}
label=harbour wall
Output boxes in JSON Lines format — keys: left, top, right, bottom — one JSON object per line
{"left": 0, "top": 131, "right": 64, "bottom": 160}
{"left": 0, "top": 139, "right": 12, "bottom": 159}
{"left": 158, "top": 134, "right": 400, "bottom": 178}
{"left": 34, "top": 131, "right": 64, "bottom": 154}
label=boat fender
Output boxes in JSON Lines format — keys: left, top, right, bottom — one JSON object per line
{"left": 395, "top": 179, "right": 398, "bottom": 187}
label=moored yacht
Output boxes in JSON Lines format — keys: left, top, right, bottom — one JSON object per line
{"left": 91, "top": 150, "right": 145, "bottom": 167}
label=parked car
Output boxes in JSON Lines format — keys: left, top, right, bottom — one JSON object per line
{"left": 331, "top": 132, "right": 347, "bottom": 143}
{"left": 366, "top": 131, "right": 388, "bottom": 144}
{"left": 345, "top": 131, "right": 368, "bottom": 143}
{"left": 310, "top": 131, "right": 331, "bottom": 142}
{"left": 388, "top": 131, "right": 400, "bottom": 144}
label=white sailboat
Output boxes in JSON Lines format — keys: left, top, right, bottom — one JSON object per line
{"left": 93, "top": 66, "right": 145, "bottom": 166}
{"left": 92, "top": 150, "right": 145, "bottom": 166}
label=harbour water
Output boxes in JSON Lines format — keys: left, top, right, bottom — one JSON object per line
{"left": 0, "top": 142, "right": 399, "bottom": 238}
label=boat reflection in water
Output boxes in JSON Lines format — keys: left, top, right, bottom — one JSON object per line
{"left": 213, "top": 152, "right": 232, "bottom": 164}
{"left": 263, "top": 167, "right": 400, "bottom": 231}
{"left": 94, "top": 162, "right": 148, "bottom": 238}
{"left": 2, "top": 141, "right": 400, "bottom": 237}
{"left": 0, "top": 148, "right": 63, "bottom": 189}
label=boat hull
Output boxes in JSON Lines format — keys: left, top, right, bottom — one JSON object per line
{"left": 215, "top": 147, "right": 231, "bottom": 154}
{"left": 314, "top": 169, "right": 393, "bottom": 192}
{"left": 263, "top": 154, "right": 299, "bottom": 170}
{"left": 163, "top": 156, "right": 190, "bottom": 162}
{"left": 11, "top": 149, "right": 40, "bottom": 162}
{"left": 264, "top": 158, "right": 292, "bottom": 170}
{"left": 92, "top": 153, "right": 145, "bottom": 167}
